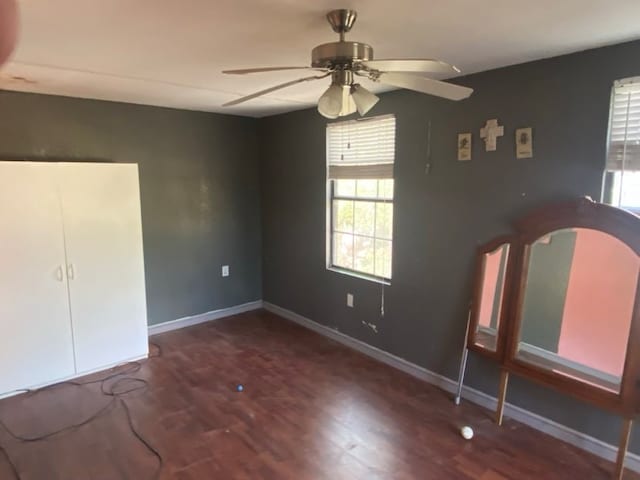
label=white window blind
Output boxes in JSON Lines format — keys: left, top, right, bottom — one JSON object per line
{"left": 327, "top": 114, "right": 396, "bottom": 179}
{"left": 607, "top": 77, "right": 640, "bottom": 172}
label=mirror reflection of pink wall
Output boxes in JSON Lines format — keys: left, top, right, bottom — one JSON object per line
{"left": 558, "top": 229, "right": 639, "bottom": 377}
{"left": 476, "top": 245, "right": 509, "bottom": 351}
{"left": 478, "top": 247, "right": 505, "bottom": 329}
{"left": 0, "top": 0, "right": 18, "bottom": 67}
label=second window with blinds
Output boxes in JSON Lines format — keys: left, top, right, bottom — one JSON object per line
{"left": 604, "top": 76, "right": 640, "bottom": 214}
{"left": 327, "top": 114, "right": 396, "bottom": 282}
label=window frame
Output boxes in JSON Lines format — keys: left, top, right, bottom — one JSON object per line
{"left": 325, "top": 114, "right": 396, "bottom": 284}
{"left": 602, "top": 76, "right": 640, "bottom": 214}
{"left": 327, "top": 178, "right": 393, "bottom": 284}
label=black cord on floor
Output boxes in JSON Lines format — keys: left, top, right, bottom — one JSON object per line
{"left": 0, "top": 362, "right": 141, "bottom": 442}
{"left": 0, "top": 342, "right": 164, "bottom": 480}
{"left": 149, "top": 341, "right": 162, "bottom": 358}
{"left": 121, "top": 398, "right": 163, "bottom": 480}
{"left": 0, "top": 396, "right": 117, "bottom": 443}
{"left": 0, "top": 444, "right": 20, "bottom": 479}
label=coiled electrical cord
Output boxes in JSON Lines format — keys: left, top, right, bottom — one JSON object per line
{"left": 0, "top": 342, "right": 163, "bottom": 480}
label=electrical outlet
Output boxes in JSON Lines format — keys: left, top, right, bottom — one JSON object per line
{"left": 347, "top": 293, "right": 354, "bottom": 308}
{"left": 222, "top": 265, "right": 230, "bottom": 277}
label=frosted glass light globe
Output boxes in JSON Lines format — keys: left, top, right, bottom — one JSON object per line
{"left": 317, "top": 84, "right": 343, "bottom": 119}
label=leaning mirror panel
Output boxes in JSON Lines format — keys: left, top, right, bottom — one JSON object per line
{"left": 474, "top": 244, "right": 510, "bottom": 352}
{"left": 516, "top": 228, "right": 639, "bottom": 394}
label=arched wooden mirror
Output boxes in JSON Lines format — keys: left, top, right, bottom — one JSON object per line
{"left": 504, "top": 199, "right": 640, "bottom": 416}
{"left": 510, "top": 227, "right": 638, "bottom": 397}
{"left": 463, "top": 198, "right": 640, "bottom": 479}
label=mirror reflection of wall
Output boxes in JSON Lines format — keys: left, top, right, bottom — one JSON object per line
{"left": 516, "top": 228, "right": 639, "bottom": 393}
{"left": 474, "top": 244, "right": 509, "bottom": 351}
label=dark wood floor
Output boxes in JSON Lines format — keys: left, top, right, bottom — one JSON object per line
{"left": 0, "top": 310, "right": 634, "bottom": 479}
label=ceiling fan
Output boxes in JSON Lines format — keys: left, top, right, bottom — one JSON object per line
{"left": 222, "top": 9, "right": 473, "bottom": 118}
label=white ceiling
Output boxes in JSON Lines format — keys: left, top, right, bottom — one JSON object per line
{"left": 1, "top": 0, "right": 639, "bottom": 117}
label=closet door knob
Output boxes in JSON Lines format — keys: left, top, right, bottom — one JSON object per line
{"left": 67, "top": 263, "right": 75, "bottom": 280}
{"left": 55, "top": 265, "right": 64, "bottom": 282}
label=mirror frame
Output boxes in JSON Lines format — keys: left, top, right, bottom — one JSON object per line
{"left": 503, "top": 198, "right": 640, "bottom": 415}
{"left": 467, "top": 235, "right": 519, "bottom": 362}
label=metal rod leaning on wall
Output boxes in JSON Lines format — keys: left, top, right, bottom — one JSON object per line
{"left": 454, "top": 309, "right": 472, "bottom": 405}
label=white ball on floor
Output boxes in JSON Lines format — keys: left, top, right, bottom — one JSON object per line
{"left": 460, "top": 426, "right": 474, "bottom": 440}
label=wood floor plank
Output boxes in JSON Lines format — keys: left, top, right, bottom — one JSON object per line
{"left": 0, "top": 310, "right": 634, "bottom": 479}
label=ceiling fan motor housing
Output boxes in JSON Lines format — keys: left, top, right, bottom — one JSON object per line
{"left": 312, "top": 9, "right": 373, "bottom": 69}
{"left": 311, "top": 42, "right": 374, "bottom": 69}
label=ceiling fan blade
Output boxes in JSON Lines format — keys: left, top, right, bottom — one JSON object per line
{"left": 223, "top": 74, "right": 330, "bottom": 107}
{"left": 223, "top": 66, "right": 326, "bottom": 75}
{"left": 361, "top": 59, "right": 460, "bottom": 75}
{"left": 376, "top": 72, "right": 473, "bottom": 101}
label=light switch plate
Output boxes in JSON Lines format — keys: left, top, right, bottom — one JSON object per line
{"left": 347, "top": 293, "right": 354, "bottom": 308}
{"left": 222, "top": 265, "right": 229, "bottom": 277}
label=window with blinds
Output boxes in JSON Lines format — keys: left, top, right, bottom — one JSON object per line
{"left": 604, "top": 77, "right": 640, "bottom": 212}
{"left": 327, "top": 115, "right": 396, "bottom": 281}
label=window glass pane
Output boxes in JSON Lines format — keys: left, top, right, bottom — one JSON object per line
{"left": 335, "top": 179, "right": 356, "bottom": 197}
{"left": 354, "top": 201, "right": 375, "bottom": 236}
{"left": 375, "top": 203, "right": 393, "bottom": 240}
{"left": 612, "top": 171, "right": 640, "bottom": 209}
{"left": 333, "top": 232, "right": 354, "bottom": 269}
{"left": 333, "top": 200, "right": 354, "bottom": 233}
{"left": 375, "top": 239, "right": 392, "bottom": 279}
{"left": 356, "top": 179, "right": 378, "bottom": 198}
{"left": 354, "top": 235, "right": 375, "bottom": 275}
{"left": 379, "top": 179, "right": 394, "bottom": 200}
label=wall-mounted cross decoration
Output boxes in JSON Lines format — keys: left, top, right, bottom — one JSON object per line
{"left": 480, "top": 119, "right": 504, "bottom": 152}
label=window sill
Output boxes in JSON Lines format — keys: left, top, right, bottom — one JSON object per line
{"left": 327, "top": 266, "right": 391, "bottom": 286}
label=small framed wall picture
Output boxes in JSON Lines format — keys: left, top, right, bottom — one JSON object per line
{"left": 458, "top": 133, "right": 472, "bottom": 161}
{"left": 516, "top": 127, "right": 533, "bottom": 159}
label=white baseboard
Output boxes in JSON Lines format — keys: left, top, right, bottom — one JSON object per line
{"left": 263, "top": 301, "right": 640, "bottom": 473}
{"left": 148, "top": 300, "right": 264, "bottom": 336}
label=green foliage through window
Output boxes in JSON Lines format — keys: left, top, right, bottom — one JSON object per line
{"left": 331, "top": 179, "right": 393, "bottom": 279}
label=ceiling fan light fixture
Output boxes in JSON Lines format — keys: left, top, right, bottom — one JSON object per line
{"left": 351, "top": 84, "right": 379, "bottom": 116}
{"left": 340, "top": 86, "right": 357, "bottom": 116}
{"left": 317, "top": 83, "right": 344, "bottom": 118}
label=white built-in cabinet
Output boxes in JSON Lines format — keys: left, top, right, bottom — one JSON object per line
{"left": 0, "top": 162, "right": 148, "bottom": 396}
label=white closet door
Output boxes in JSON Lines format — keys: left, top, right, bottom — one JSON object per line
{"left": 0, "top": 162, "right": 76, "bottom": 395}
{"left": 57, "top": 163, "right": 148, "bottom": 373}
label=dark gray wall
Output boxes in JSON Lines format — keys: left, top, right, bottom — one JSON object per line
{"left": 259, "top": 40, "right": 640, "bottom": 451}
{"left": 0, "top": 91, "right": 262, "bottom": 325}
